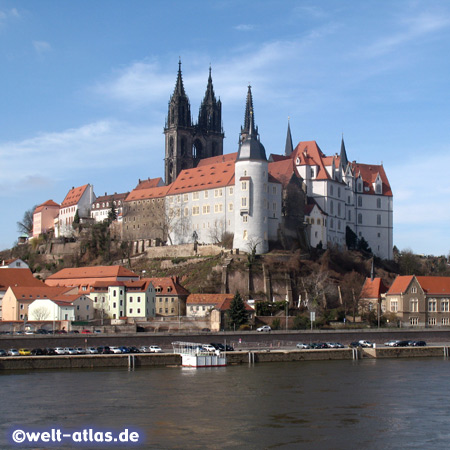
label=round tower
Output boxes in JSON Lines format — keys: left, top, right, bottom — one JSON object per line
{"left": 233, "top": 86, "right": 269, "bottom": 254}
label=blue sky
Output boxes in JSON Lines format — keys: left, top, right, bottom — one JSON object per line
{"left": 0, "top": 0, "right": 449, "bottom": 256}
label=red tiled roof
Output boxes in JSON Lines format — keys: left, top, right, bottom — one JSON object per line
{"left": 0, "top": 269, "right": 45, "bottom": 291}
{"left": 134, "top": 177, "right": 165, "bottom": 190}
{"left": 9, "top": 286, "right": 73, "bottom": 300}
{"left": 34, "top": 200, "right": 60, "bottom": 214}
{"left": 351, "top": 162, "right": 392, "bottom": 197}
{"left": 416, "top": 277, "right": 450, "bottom": 295}
{"left": 187, "top": 293, "right": 233, "bottom": 305}
{"left": 360, "top": 278, "right": 389, "bottom": 299}
{"left": 268, "top": 158, "right": 296, "bottom": 188}
{"left": 196, "top": 153, "right": 238, "bottom": 167}
{"left": 166, "top": 160, "right": 235, "bottom": 195}
{"left": 92, "top": 192, "right": 128, "bottom": 206}
{"left": 386, "top": 275, "right": 415, "bottom": 295}
{"left": 125, "top": 185, "right": 170, "bottom": 202}
{"left": 46, "top": 265, "right": 139, "bottom": 281}
{"left": 144, "top": 277, "right": 190, "bottom": 296}
{"left": 292, "top": 141, "right": 331, "bottom": 181}
{"left": 60, "top": 184, "right": 89, "bottom": 208}
{"left": 215, "top": 297, "right": 254, "bottom": 312}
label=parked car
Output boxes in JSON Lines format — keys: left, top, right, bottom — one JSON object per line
{"left": 409, "top": 340, "right": 426, "bottom": 346}
{"left": 0, "top": 349, "right": 7, "bottom": 356}
{"left": 393, "top": 340, "right": 410, "bottom": 347}
{"left": 296, "top": 343, "right": 310, "bottom": 349}
{"left": 24, "top": 330, "right": 34, "bottom": 335}
{"left": 109, "top": 346, "right": 122, "bottom": 354}
{"left": 31, "top": 348, "right": 44, "bottom": 355}
{"left": 139, "top": 346, "right": 150, "bottom": 353}
{"left": 149, "top": 345, "right": 163, "bottom": 353}
{"left": 384, "top": 340, "right": 400, "bottom": 347}
{"left": 119, "top": 346, "right": 131, "bottom": 353}
{"left": 86, "top": 347, "right": 99, "bottom": 354}
{"left": 19, "top": 348, "right": 32, "bottom": 355}
{"left": 210, "top": 343, "right": 225, "bottom": 351}
{"left": 97, "top": 346, "right": 112, "bottom": 354}
{"left": 64, "top": 347, "right": 78, "bottom": 355}
{"left": 327, "top": 342, "right": 344, "bottom": 348}
{"left": 81, "top": 329, "right": 91, "bottom": 334}
{"left": 349, "top": 342, "right": 361, "bottom": 348}
{"left": 256, "top": 325, "right": 271, "bottom": 332}
{"left": 7, "top": 349, "right": 19, "bottom": 356}
{"left": 76, "top": 347, "right": 86, "bottom": 354}
{"left": 94, "top": 330, "right": 102, "bottom": 334}
{"left": 358, "top": 340, "right": 374, "bottom": 348}
{"left": 69, "top": 330, "right": 80, "bottom": 334}
{"left": 225, "top": 345, "right": 234, "bottom": 352}
{"left": 128, "top": 346, "right": 140, "bottom": 353}
{"left": 43, "top": 348, "right": 57, "bottom": 356}
{"left": 54, "top": 347, "right": 65, "bottom": 355}
{"left": 35, "top": 329, "right": 48, "bottom": 334}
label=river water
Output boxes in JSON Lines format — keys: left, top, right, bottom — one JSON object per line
{"left": 2, "top": 358, "right": 450, "bottom": 449}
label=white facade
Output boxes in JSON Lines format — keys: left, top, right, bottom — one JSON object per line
{"left": 28, "top": 299, "right": 75, "bottom": 322}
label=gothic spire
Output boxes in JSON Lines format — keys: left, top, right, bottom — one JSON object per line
{"left": 340, "top": 135, "right": 348, "bottom": 169}
{"left": 197, "top": 66, "right": 222, "bottom": 133}
{"left": 173, "top": 59, "right": 187, "bottom": 97}
{"left": 285, "top": 117, "right": 293, "bottom": 156}
{"left": 240, "top": 85, "right": 257, "bottom": 142}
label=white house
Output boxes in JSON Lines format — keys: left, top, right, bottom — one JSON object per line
{"left": 28, "top": 298, "right": 75, "bottom": 322}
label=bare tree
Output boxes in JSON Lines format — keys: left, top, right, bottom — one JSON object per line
{"left": 300, "top": 270, "right": 335, "bottom": 312}
{"left": 17, "top": 205, "right": 37, "bottom": 235}
{"left": 208, "top": 219, "right": 225, "bottom": 245}
{"left": 30, "top": 306, "right": 51, "bottom": 321}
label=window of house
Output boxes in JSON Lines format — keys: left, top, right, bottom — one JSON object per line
{"left": 129, "top": 308, "right": 133, "bottom": 314}
{"left": 428, "top": 299, "right": 437, "bottom": 312}
{"left": 390, "top": 299, "right": 398, "bottom": 312}
{"left": 442, "top": 299, "right": 449, "bottom": 312}
{"left": 358, "top": 196, "right": 362, "bottom": 207}
{"left": 192, "top": 206, "right": 200, "bottom": 215}
{"left": 377, "top": 198, "right": 381, "bottom": 208}
{"left": 410, "top": 299, "right": 418, "bottom": 312}
{"left": 358, "top": 213, "right": 362, "bottom": 225}
{"left": 411, "top": 287, "right": 417, "bottom": 293}
{"left": 377, "top": 214, "right": 381, "bottom": 225}
{"left": 183, "top": 194, "right": 189, "bottom": 202}
{"left": 241, "top": 197, "right": 247, "bottom": 207}
{"left": 193, "top": 192, "right": 199, "bottom": 200}
{"left": 428, "top": 317, "right": 436, "bottom": 326}
{"left": 410, "top": 317, "right": 419, "bottom": 326}
{"left": 214, "top": 189, "right": 223, "bottom": 197}
{"left": 442, "top": 317, "right": 449, "bottom": 325}
{"left": 228, "top": 203, "right": 233, "bottom": 212}
{"left": 243, "top": 230, "right": 248, "bottom": 240}
{"left": 243, "top": 215, "right": 248, "bottom": 223}
{"left": 241, "top": 181, "right": 248, "bottom": 191}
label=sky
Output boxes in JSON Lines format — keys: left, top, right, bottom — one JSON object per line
{"left": 0, "top": 0, "right": 449, "bottom": 256}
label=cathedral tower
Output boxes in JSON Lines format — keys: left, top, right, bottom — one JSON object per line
{"left": 164, "top": 62, "right": 224, "bottom": 184}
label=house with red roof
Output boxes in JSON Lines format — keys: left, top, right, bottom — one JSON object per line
{"left": 56, "top": 184, "right": 96, "bottom": 237}
{"left": 2, "top": 285, "right": 77, "bottom": 321}
{"left": 144, "top": 276, "right": 189, "bottom": 317}
{"left": 0, "top": 258, "right": 29, "bottom": 270}
{"left": 32, "top": 199, "right": 60, "bottom": 238}
{"left": 90, "top": 192, "right": 129, "bottom": 223}
{"left": 384, "top": 275, "right": 450, "bottom": 327}
{"left": 359, "top": 276, "right": 389, "bottom": 317}
{"left": 0, "top": 268, "right": 45, "bottom": 320}
{"left": 45, "top": 265, "right": 139, "bottom": 293}
{"left": 89, "top": 279, "right": 155, "bottom": 320}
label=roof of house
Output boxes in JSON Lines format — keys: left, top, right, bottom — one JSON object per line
{"left": 0, "top": 268, "right": 45, "bottom": 291}
{"left": 186, "top": 293, "right": 233, "bottom": 305}
{"left": 166, "top": 160, "right": 236, "bottom": 195}
{"left": 60, "top": 184, "right": 89, "bottom": 208}
{"left": 387, "top": 276, "right": 450, "bottom": 295}
{"left": 8, "top": 286, "right": 73, "bottom": 301}
{"left": 91, "top": 192, "right": 129, "bottom": 209}
{"left": 292, "top": 141, "right": 331, "bottom": 181}
{"left": 34, "top": 200, "right": 60, "bottom": 214}
{"left": 144, "top": 277, "right": 190, "bottom": 296}
{"left": 46, "top": 265, "right": 139, "bottom": 281}
{"left": 268, "top": 158, "right": 297, "bottom": 188}
{"left": 304, "top": 197, "right": 326, "bottom": 216}
{"left": 351, "top": 162, "right": 393, "bottom": 197}
{"left": 196, "top": 153, "right": 238, "bottom": 167}
{"left": 125, "top": 184, "right": 170, "bottom": 202}
{"left": 215, "top": 297, "right": 254, "bottom": 312}
{"left": 360, "top": 277, "right": 389, "bottom": 299}
{"left": 134, "top": 177, "right": 165, "bottom": 190}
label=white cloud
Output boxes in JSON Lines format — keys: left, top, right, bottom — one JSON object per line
{"left": 33, "top": 40, "right": 52, "bottom": 55}
{"left": 359, "top": 12, "right": 450, "bottom": 58}
{"left": 0, "top": 120, "right": 162, "bottom": 196}
{"left": 234, "top": 24, "right": 255, "bottom": 31}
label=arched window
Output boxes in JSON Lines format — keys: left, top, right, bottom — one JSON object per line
{"left": 358, "top": 213, "right": 362, "bottom": 224}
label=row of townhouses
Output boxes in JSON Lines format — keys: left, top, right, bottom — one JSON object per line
{"left": 32, "top": 63, "right": 393, "bottom": 259}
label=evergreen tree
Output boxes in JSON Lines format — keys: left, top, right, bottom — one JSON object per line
{"left": 227, "top": 291, "right": 248, "bottom": 330}
{"left": 72, "top": 210, "right": 80, "bottom": 229}
{"left": 345, "top": 226, "right": 358, "bottom": 250}
{"left": 108, "top": 201, "right": 117, "bottom": 223}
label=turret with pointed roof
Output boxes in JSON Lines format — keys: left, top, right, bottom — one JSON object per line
{"left": 285, "top": 118, "right": 294, "bottom": 156}
{"left": 340, "top": 136, "right": 348, "bottom": 170}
